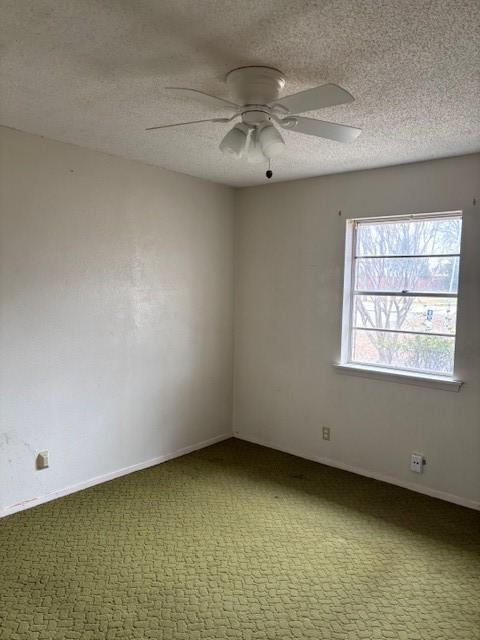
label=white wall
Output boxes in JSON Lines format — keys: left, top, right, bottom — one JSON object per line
{"left": 0, "top": 127, "right": 234, "bottom": 514}
{"left": 234, "top": 154, "right": 480, "bottom": 508}
{"left": 2, "top": 128, "right": 478, "bottom": 516}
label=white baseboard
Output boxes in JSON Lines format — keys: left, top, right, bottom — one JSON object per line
{"left": 4, "top": 431, "right": 477, "bottom": 518}
{"left": 235, "top": 433, "right": 480, "bottom": 511}
{"left": 1, "top": 432, "right": 231, "bottom": 519}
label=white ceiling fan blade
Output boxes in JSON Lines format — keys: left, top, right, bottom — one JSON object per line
{"left": 271, "top": 83, "right": 354, "bottom": 115}
{"left": 165, "top": 87, "right": 240, "bottom": 111}
{"left": 278, "top": 116, "right": 361, "bottom": 143}
{"left": 146, "top": 117, "right": 234, "bottom": 131}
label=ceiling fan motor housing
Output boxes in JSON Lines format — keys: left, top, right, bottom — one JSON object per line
{"left": 226, "top": 66, "right": 286, "bottom": 106}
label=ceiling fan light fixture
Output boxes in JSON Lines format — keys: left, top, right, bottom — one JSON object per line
{"left": 219, "top": 123, "right": 249, "bottom": 158}
{"left": 246, "top": 130, "right": 267, "bottom": 164}
{"left": 258, "top": 123, "right": 285, "bottom": 158}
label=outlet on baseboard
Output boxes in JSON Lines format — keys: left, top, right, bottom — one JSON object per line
{"left": 410, "top": 453, "right": 425, "bottom": 473}
{"left": 322, "top": 426, "right": 331, "bottom": 441}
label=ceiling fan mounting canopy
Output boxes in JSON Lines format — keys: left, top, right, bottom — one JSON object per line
{"left": 146, "top": 65, "right": 362, "bottom": 171}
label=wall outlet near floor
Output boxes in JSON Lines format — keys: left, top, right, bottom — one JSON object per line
{"left": 410, "top": 453, "right": 425, "bottom": 473}
{"left": 322, "top": 426, "right": 331, "bottom": 441}
{"left": 36, "top": 451, "right": 49, "bottom": 470}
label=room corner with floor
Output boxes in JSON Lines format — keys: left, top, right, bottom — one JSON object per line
{"left": 1, "top": 2, "right": 479, "bottom": 639}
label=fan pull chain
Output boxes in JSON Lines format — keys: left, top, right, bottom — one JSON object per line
{"left": 266, "top": 159, "right": 273, "bottom": 180}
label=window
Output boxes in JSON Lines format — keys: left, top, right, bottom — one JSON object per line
{"left": 340, "top": 212, "right": 462, "bottom": 379}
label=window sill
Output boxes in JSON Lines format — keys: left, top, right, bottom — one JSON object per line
{"left": 333, "top": 363, "right": 463, "bottom": 392}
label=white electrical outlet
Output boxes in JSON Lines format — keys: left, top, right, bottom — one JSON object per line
{"left": 36, "top": 451, "right": 49, "bottom": 470}
{"left": 410, "top": 453, "right": 425, "bottom": 473}
{"left": 322, "top": 426, "right": 331, "bottom": 441}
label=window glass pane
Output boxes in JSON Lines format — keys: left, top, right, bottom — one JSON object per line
{"left": 353, "top": 295, "right": 457, "bottom": 335}
{"left": 351, "top": 329, "right": 455, "bottom": 375}
{"left": 354, "top": 256, "right": 460, "bottom": 294}
{"left": 356, "top": 217, "right": 462, "bottom": 257}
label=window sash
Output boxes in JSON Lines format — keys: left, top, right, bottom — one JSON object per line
{"left": 352, "top": 290, "right": 458, "bottom": 298}
{"left": 353, "top": 212, "right": 462, "bottom": 258}
{"left": 355, "top": 253, "right": 460, "bottom": 259}
{"left": 352, "top": 326, "right": 455, "bottom": 339}
{"left": 353, "top": 211, "right": 462, "bottom": 225}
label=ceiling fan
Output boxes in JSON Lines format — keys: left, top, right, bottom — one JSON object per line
{"left": 146, "top": 66, "right": 361, "bottom": 173}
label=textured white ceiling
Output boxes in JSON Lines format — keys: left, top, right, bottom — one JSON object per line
{"left": 1, "top": 0, "right": 479, "bottom": 186}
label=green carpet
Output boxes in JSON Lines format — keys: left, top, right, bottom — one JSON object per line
{"left": 1, "top": 439, "right": 479, "bottom": 640}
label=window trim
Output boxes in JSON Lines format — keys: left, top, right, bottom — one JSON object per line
{"left": 338, "top": 210, "right": 464, "bottom": 389}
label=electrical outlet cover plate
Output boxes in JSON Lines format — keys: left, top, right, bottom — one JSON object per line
{"left": 36, "top": 451, "right": 49, "bottom": 470}
{"left": 410, "top": 453, "right": 424, "bottom": 473}
{"left": 322, "top": 427, "right": 330, "bottom": 441}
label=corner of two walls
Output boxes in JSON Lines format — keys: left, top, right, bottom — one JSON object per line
{"left": 231, "top": 154, "right": 480, "bottom": 510}
{"left": 1, "top": 128, "right": 478, "bottom": 517}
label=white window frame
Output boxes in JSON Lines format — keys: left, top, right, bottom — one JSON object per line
{"left": 336, "top": 211, "right": 464, "bottom": 391}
